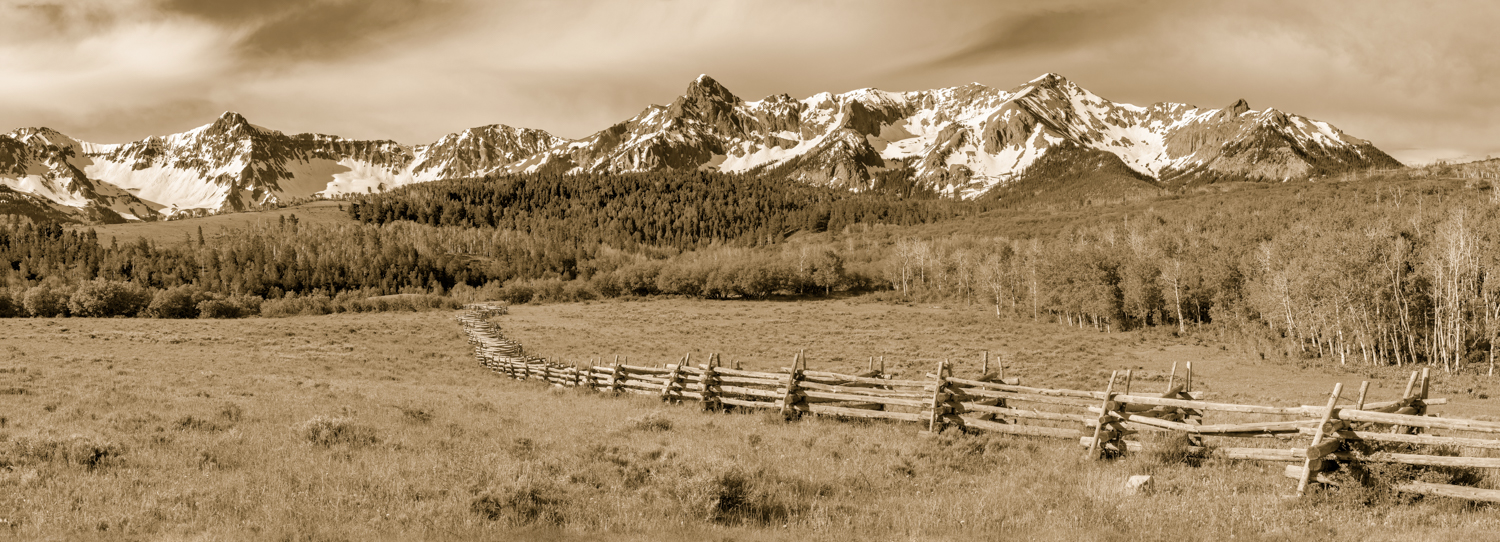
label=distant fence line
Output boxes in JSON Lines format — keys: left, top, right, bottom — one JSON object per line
{"left": 457, "top": 304, "right": 1500, "bottom": 504}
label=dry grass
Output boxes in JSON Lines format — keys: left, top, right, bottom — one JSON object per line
{"left": 1, "top": 300, "right": 1498, "bottom": 540}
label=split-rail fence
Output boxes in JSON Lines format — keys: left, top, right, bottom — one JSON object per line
{"left": 458, "top": 304, "right": 1500, "bottom": 504}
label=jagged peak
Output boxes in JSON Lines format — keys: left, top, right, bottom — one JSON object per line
{"left": 1027, "top": 72, "right": 1071, "bottom": 88}
{"left": 681, "top": 74, "right": 741, "bottom": 105}
{"left": 1225, "top": 99, "right": 1250, "bottom": 116}
{"left": 206, "top": 111, "right": 256, "bottom": 136}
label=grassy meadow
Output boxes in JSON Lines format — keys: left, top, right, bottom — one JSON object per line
{"left": 2, "top": 298, "right": 1500, "bottom": 540}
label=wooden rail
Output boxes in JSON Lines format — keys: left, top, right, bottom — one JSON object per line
{"left": 458, "top": 304, "right": 1500, "bottom": 505}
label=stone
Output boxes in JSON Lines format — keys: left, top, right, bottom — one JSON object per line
{"left": 1125, "top": 475, "right": 1153, "bottom": 495}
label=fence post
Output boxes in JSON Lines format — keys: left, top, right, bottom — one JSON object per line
{"left": 1088, "top": 371, "right": 1119, "bottom": 460}
{"left": 927, "top": 360, "right": 956, "bottom": 433}
{"left": 700, "top": 353, "right": 721, "bottom": 411}
{"left": 1297, "top": 382, "right": 1345, "bottom": 496}
{"left": 661, "top": 354, "right": 685, "bottom": 402}
{"left": 1395, "top": 370, "right": 1420, "bottom": 434}
{"left": 779, "top": 352, "right": 804, "bottom": 419}
{"left": 610, "top": 361, "right": 624, "bottom": 395}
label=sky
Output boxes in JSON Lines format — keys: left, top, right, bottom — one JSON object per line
{"left": 2, "top": 0, "right": 1497, "bottom": 165}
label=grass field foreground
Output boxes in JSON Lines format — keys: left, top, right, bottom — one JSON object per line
{"left": 1, "top": 301, "right": 1499, "bottom": 540}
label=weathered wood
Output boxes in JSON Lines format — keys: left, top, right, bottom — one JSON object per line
{"left": 1338, "top": 409, "right": 1500, "bottom": 434}
{"left": 946, "top": 376, "right": 1025, "bottom": 389}
{"left": 1297, "top": 427, "right": 1500, "bottom": 450}
{"left": 719, "top": 397, "right": 779, "bottom": 409}
{"left": 798, "top": 381, "right": 931, "bottom": 398}
{"left": 780, "top": 352, "right": 803, "bottom": 417}
{"left": 928, "top": 360, "right": 949, "bottom": 432}
{"left": 1217, "top": 447, "right": 1301, "bottom": 462}
{"left": 1089, "top": 409, "right": 1315, "bottom": 435}
{"left": 802, "top": 389, "right": 932, "bottom": 408}
{"left": 963, "top": 416, "right": 1080, "bottom": 439}
{"left": 714, "top": 375, "right": 783, "bottom": 387}
{"left": 1112, "top": 394, "right": 1311, "bottom": 416}
{"left": 1298, "top": 382, "right": 1344, "bottom": 496}
{"left": 963, "top": 403, "right": 1088, "bottom": 423}
{"left": 1395, "top": 481, "right": 1500, "bottom": 503}
{"left": 714, "top": 367, "right": 788, "bottom": 380}
{"left": 1353, "top": 452, "right": 1500, "bottom": 469}
{"left": 1088, "top": 371, "right": 1118, "bottom": 460}
{"left": 659, "top": 361, "right": 682, "bottom": 401}
{"left": 808, "top": 403, "right": 926, "bottom": 422}
{"left": 960, "top": 388, "right": 1099, "bottom": 408}
{"left": 800, "top": 370, "right": 934, "bottom": 389}
{"left": 718, "top": 385, "right": 783, "bottom": 399}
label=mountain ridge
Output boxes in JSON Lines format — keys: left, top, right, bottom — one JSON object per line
{"left": 0, "top": 73, "right": 1402, "bottom": 222}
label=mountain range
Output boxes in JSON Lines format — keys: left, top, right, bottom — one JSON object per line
{"left": 0, "top": 73, "right": 1402, "bottom": 223}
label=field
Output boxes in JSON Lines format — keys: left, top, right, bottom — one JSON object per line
{"left": 3, "top": 298, "right": 1500, "bottom": 540}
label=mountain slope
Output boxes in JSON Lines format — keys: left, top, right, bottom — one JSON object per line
{"left": 1, "top": 73, "right": 1402, "bottom": 222}
{"left": 554, "top": 73, "right": 1400, "bottom": 197}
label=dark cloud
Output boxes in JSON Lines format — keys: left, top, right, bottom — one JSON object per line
{"left": 923, "top": 2, "right": 1178, "bottom": 69}
{"left": 160, "top": 0, "right": 466, "bottom": 62}
{"left": 155, "top": 0, "right": 308, "bottom": 23}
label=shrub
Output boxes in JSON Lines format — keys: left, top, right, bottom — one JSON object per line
{"left": 0, "top": 289, "right": 18, "bottom": 317}
{"left": 496, "top": 281, "right": 536, "bottom": 305}
{"left": 68, "top": 279, "right": 151, "bottom": 317}
{"left": 398, "top": 405, "right": 435, "bottom": 424}
{"left": 686, "top": 468, "right": 801, "bottom": 526}
{"left": 22, "top": 286, "right": 66, "bottom": 317}
{"left": 174, "top": 415, "right": 227, "bottom": 432}
{"left": 260, "top": 294, "right": 334, "bottom": 317}
{"left": 4, "top": 434, "right": 124, "bottom": 469}
{"left": 219, "top": 403, "right": 244, "bottom": 423}
{"left": 297, "top": 416, "right": 380, "bottom": 447}
{"left": 197, "top": 295, "right": 261, "bottom": 319}
{"left": 471, "top": 477, "right": 566, "bottom": 526}
{"left": 627, "top": 412, "right": 673, "bottom": 432}
{"left": 146, "top": 285, "right": 202, "bottom": 318}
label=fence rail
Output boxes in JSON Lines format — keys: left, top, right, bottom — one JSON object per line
{"left": 458, "top": 304, "right": 1499, "bottom": 504}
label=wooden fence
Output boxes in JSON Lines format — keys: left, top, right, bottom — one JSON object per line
{"left": 458, "top": 304, "right": 1500, "bottom": 504}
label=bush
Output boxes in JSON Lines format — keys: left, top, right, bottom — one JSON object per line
{"left": 68, "top": 279, "right": 151, "bottom": 317}
{"left": 685, "top": 468, "right": 802, "bottom": 526}
{"left": 297, "top": 416, "right": 380, "bottom": 447}
{"left": 260, "top": 294, "right": 333, "bottom": 317}
{"left": 496, "top": 281, "right": 536, "bottom": 304}
{"left": 471, "top": 477, "right": 566, "bottom": 526}
{"left": 0, "top": 289, "right": 18, "bottom": 317}
{"left": 22, "top": 286, "right": 66, "bottom": 317}
{"left": 3, "top": 434, "right": 125, "bottom": 469}
{"left": 197, "top": 295, "right": 261, "bottom": 319}
{"left": 146, "top": 285, "right": 203, "bottom": 318}
{"left": 627, "top": 412, "right": 673, "bottom": 432}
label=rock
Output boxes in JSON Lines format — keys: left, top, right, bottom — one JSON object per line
{"left": 1125, "top": 475, "right": 1153, "bottom": 495}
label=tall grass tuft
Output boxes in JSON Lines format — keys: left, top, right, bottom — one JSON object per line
{"left": 471, "top": 475, "right": 567, "bottom": 526}
{"left": 3, "top": 435, "right": 125, "bottom": 469}
{"left": 297, "top": 416, "right": 380, "bottom": 447}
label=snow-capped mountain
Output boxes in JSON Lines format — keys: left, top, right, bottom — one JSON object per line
{"left": 552, "top": 73, "right": 1400, "bottom": 197}
{"left": 0, "top": 127, "right": 159, "bottom": 223}
{"left": 0, "top": 73, "right": 1400, "bottom": 222}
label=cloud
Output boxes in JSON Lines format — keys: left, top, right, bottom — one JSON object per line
{"left": 1, "top": 0, "right": 1497, "bottom": 163}
{"left": 922, "top": 1, "right": 1181, "bottom": 69}
{"left": 158, "top": 0, "right": 469, "bottom": 62}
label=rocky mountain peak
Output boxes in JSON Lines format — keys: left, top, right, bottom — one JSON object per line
{"left": 1026, "top": 73, "right": 1072, "bottom": 91}
{"left": 1225, "top": 99, "right": 1250, "bottom": 116}
{"left": 207, "top": 111, "right": 256, "bottom": 136}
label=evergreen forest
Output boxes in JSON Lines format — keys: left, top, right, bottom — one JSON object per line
{"left": 7, "top": 166, "right": 1500, "bottom": 374}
